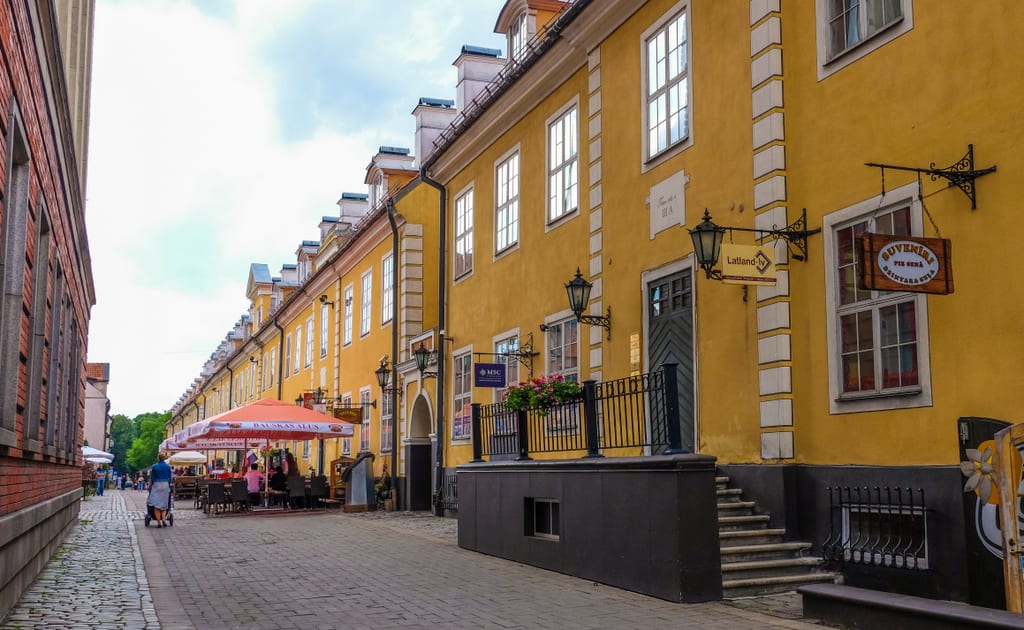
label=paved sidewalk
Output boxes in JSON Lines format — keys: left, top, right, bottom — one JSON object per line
{"left": 4, "top": 487, "right": 823, "bottom": 629}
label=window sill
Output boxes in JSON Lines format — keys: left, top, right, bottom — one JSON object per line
{"left": 836, "top": 385, "right": 922, "bottom": 402}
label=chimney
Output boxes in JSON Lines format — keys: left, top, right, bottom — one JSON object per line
{"left": 454, "top": 45, "right": 505, "bottom": 113}
{"left": 413, "top": 97, "right": 457, "bottom": 167}
{"left": 336, "top": 192, "right": 369, "bottom": 227}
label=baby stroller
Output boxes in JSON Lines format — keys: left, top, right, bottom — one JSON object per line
{"left": 144, "top": 483, "right": 174, "bottom": 527}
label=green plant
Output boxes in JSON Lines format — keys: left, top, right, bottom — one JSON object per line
{"left": 502, "top": 374, "right": 583, "bottom": 415}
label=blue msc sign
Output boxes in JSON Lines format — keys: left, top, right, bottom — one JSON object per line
{"left": 474, "top": 363, "right": 506, "bottom": 388}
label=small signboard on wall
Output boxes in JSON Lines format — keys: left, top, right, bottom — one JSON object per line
{"left": 719, "top": 243, "right": 776, "bottom": 286}
{"left": 649, "top": 169, "right": 687, "bottom": 239}
{"left": 474, "top": 363, "right": 506, "bottom": 388}
{"left": 859, "top": 233, "right": 954, "bottom": 294}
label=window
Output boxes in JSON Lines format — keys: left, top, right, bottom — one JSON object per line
{"left": 294, "top": 325, "right": 302, "bottom": 374}
{"left": 380, "top": 391, "right": 393, "bottom": 453}
{"left": 285, "top": 335, "right": 292, "bottom": 378}
{"left": 827, "top": 0, "right": 902, "bottom": 58}
{"left": 545, "top": 318, "right": 580, "bottom": 431}
{"left": 360, "top": 388, "right": 372, "bottom": 452}
{"left": 525, "top": 498, "right": 561, "bottom": 540}
{"left": 823, "top": 182, "right": 931, "bottom": 414}
{"left": 815, "top": 0, "right": 912, "bottom": 79}
{"left": 453, "top": 351, "right": 472, "bottom": 440}
{"left": 343, "top": 285, "right": 354, "bottom": 345}
{"left": 645, "top": 9, "right": 689, "bottom": 160}
{"left": 495, "top": 151, "right": 520, "bottom": 253}
{"left": 545, "top": 318, "right": 579, "bottom": 383}
{"left": 381, "top": 253, "right": 394, "bottom": 324}
{"left": 360, "top": 272, "right": 372, "bottom": 336}
{"left": 341, "top": 394, "right": 352, "bottom": 455}
{"left": 372, "top": 173, "right": 386, "bottom": 208}
{"left": 454, "top": 188, "right": 474, "bottom": 279}
{"left": 270, "top": 348, "right": 277, "bottom": 387}
{"left": 509, "top": 12, "right": 529, "bottom": 61}
{"left": 494, "top": 335, "right": 519, "bottom": 435}
{"left": 494, "top": 335, "right": 519, "bottom": 404}
{"left": 305, "top": 318, "right": 314, "bottom": 367}
{"left": 302, "top": 440, "right": 310, "bottom": 460}
{"left": 547, "top": 106, "right": 578, "bottom": 222}
{"left": 320, "top": 303, "right": 329, "bottom": 358}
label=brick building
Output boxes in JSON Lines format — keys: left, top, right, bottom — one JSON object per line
{"left": 0, "top": 0, "right": 95, "bottom": 618}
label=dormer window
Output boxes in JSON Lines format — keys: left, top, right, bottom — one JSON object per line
{"left": 509, "top": 12, "right": 528, "bottom": 61}
{"left": 372, "top": 173, "right": 386, "bottom": 208}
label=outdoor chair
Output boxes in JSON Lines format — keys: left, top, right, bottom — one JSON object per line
{"left": 194, "top": 479, "right": 208, "bottom": 509}
{"left": 230, "top": 479, "right": 249, "bottom": 512}
{"left": 309, "top": 475, "right": 328, "bottom": 509}
{"left": 286, "top": 476, "right": 306, "bottom": 510}
{"left": 205, "top": 482, "right": 226, "bottom": 515}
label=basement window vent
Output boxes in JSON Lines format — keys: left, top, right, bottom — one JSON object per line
{"left": 525, "top": 498, "right": 560, "bottom": 540}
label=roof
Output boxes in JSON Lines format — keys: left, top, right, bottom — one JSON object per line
{"left": 418, "top": 97, "right": 455, "bottom": 108}
{"left": 379, "top": 146, "right": 410, "bottom": 156}
{"left": 249, "top": 263, "right": 272, "bottom": 285}
{"left": 340, "top": 192, "right": 368, "bottom": 200}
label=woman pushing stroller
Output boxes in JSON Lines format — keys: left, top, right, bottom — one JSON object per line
{"left": 148, "top": 453, "right": 173, "bottom": 527}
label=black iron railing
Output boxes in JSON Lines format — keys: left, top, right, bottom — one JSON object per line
{"left": 822, "top": 486, "right": 930, "bottom": 570}
{"left": 435, "top": 470, "right": 458, "bottom": 513}
{"left": 471, "top": 364, "right": 683, "bottom": 461}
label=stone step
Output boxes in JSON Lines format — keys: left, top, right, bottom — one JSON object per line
{"left": 719, "top": 541, "right": 813, "bottom": 562}
{"left": 715, "top": 476, "right": 729, "bottom": 489}
{"left": 717, "top": 500, "right": 756, "bottom": 515}
{"left": 721, "top": 556, "right": 826, "bottom": 581}
{"left": 716, "top": 488, "right": 743, "bottom": 501}
{"left": 719, "top": 528, "right": 787, "bottom": 547}
{"left": 718, "top": 514, "right": 771, "bottom": 531}
{"left": 722, "top": 572, "right": 839, "bottom": 599}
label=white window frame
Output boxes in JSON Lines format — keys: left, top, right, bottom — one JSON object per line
{"left": 495, "top": 147, "right": 520, "bottom": 256}
{"left": 320, "top": 303, "right": 329, "bottom": 358}
{"left": 341, "top": 393, "right": 352, "bottom": 455}
{"left": 509, "top": 11, "right": 530, "bottom": 62}
{"left": 641, "top": 2, "right": 692, "bottom": 167}
{"left": 492, "top": 329, "right": 520, "bottom": 404}
{"left": 542, "top": 311, "right": 580, "bottom": 432}
{"left": 823, "top": 181, "right": 932, "bottom": 415}
{"left": 453, "top": 184, "right": 474, "bottom": 280}
{"left": 545, "top": 98, "right": 579, "bottom": 225}
{"left": 293, "top": 325, "right": 302, "bottom": 374}
{"left": 381, "top": 253, "right": 394, "bottom": 325}
{"left": 815, "top": 0, "right": 913, "bottom": 80}
{"left": 305, "top": 318, "right": 314, "bottom": 367}
{"left": 269, "top": 348, "right": 277, "bottom": 387}
{"left": 360, "top": 271, "right": 372, "bottom": 337}
{"left": 360, "top": 387, "right": 372, "bottom": 452}
{"left": 452, "top": 346, "right": 473, "bottom": 441}
{"left": 284, "top": 334, "right": 292, "bottom": 379}
{"left": 343, "top": 285, "right": 354, "bottom": 346}
{"left": 380, "top": 390, "right": 393, "bottom": 453}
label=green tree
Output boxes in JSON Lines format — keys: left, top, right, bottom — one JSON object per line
{"left": 126, "top": 411, "right": 170, "bottom": 471}
{"left": 109, "top": 414, "right": 135, "bottom": 473}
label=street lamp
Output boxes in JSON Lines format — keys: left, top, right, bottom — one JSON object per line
{"left": 375, "top": 357, "right": 391, "bottom": 389}
{"left": 413, "top": 343, "right": 437, "bottom": 379}
{"left": 564, "top": 268, "right": 612, "bottom": 339}
{"left": 688, "top": 208, "right": 820, "bottom": 280}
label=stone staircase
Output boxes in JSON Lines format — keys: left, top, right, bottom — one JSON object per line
{"left": 717, "top": 473, "right": 840, "bottom": 598}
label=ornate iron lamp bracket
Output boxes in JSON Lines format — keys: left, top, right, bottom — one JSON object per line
{"left": 865, "top": 144, "right": 996, "bottom": 210}
{"left": 473, "top": 333, "right": 538, "bottom": 375}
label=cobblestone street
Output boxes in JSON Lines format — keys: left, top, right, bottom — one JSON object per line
{"left": 3, "top": 489, "right": 822, "bottom": 629}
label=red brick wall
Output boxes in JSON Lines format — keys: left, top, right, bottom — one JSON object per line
{"left": 0, "top": 0, "right": 92, "bottom": 517}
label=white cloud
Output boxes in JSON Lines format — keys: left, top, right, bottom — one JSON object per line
{"left": 87, "top": 0, "right": 505, "bottom": 416}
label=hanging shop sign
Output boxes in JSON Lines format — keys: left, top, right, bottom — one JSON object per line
{"left": 474, "top": 363, "right": 506, "bottom": 388}
{"left": 333, "top": 407, "right": 361, "bottom": 423}
{"left": 719, "top": 243, "right": 776, "bottom": 286}
{"left": 859, "top": 233, "right": 953, "bottom": 294}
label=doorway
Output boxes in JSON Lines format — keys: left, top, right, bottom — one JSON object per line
{"left": 405, "top": 393, "right": 433, "bottom": 511}
{"left": 646, "top": 267, "right": 696, "bottom": 453}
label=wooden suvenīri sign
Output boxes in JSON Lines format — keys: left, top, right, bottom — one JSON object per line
{"left": 859, "top": 233, "right": 954, "bottom": 294}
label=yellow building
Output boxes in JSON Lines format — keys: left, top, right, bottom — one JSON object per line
{"left": 420, "top": 0, "right": 1022, "bottom": 605}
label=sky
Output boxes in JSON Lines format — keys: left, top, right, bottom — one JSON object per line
{"left": 85, "top": 0, "right": 507, "bottom": 417}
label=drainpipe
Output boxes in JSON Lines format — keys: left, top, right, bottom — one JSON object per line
{"left": 273, "top": 319, "right": 285, "bottom": 400}
{"left": 192, "top": 399, "right": 200, "bottom": 423}
{"left": 226, "top": 364, "right": 235, "bottom": 409}
{"left": 386, "top": 201, "right": 400, "bottom": 506}
{"left": 420, "top": 170, "right": 447, "bottom": 515}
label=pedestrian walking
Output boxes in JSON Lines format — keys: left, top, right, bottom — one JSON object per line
{"left": 147, "top": 454, "right": 173, "bottom": 527}
{"left": 95, "top": 468, "right": 105, "bottom": 496}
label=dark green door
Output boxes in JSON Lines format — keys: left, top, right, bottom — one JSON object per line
{"left": 648, "top": 269, "right": 695, "bottom": 453}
